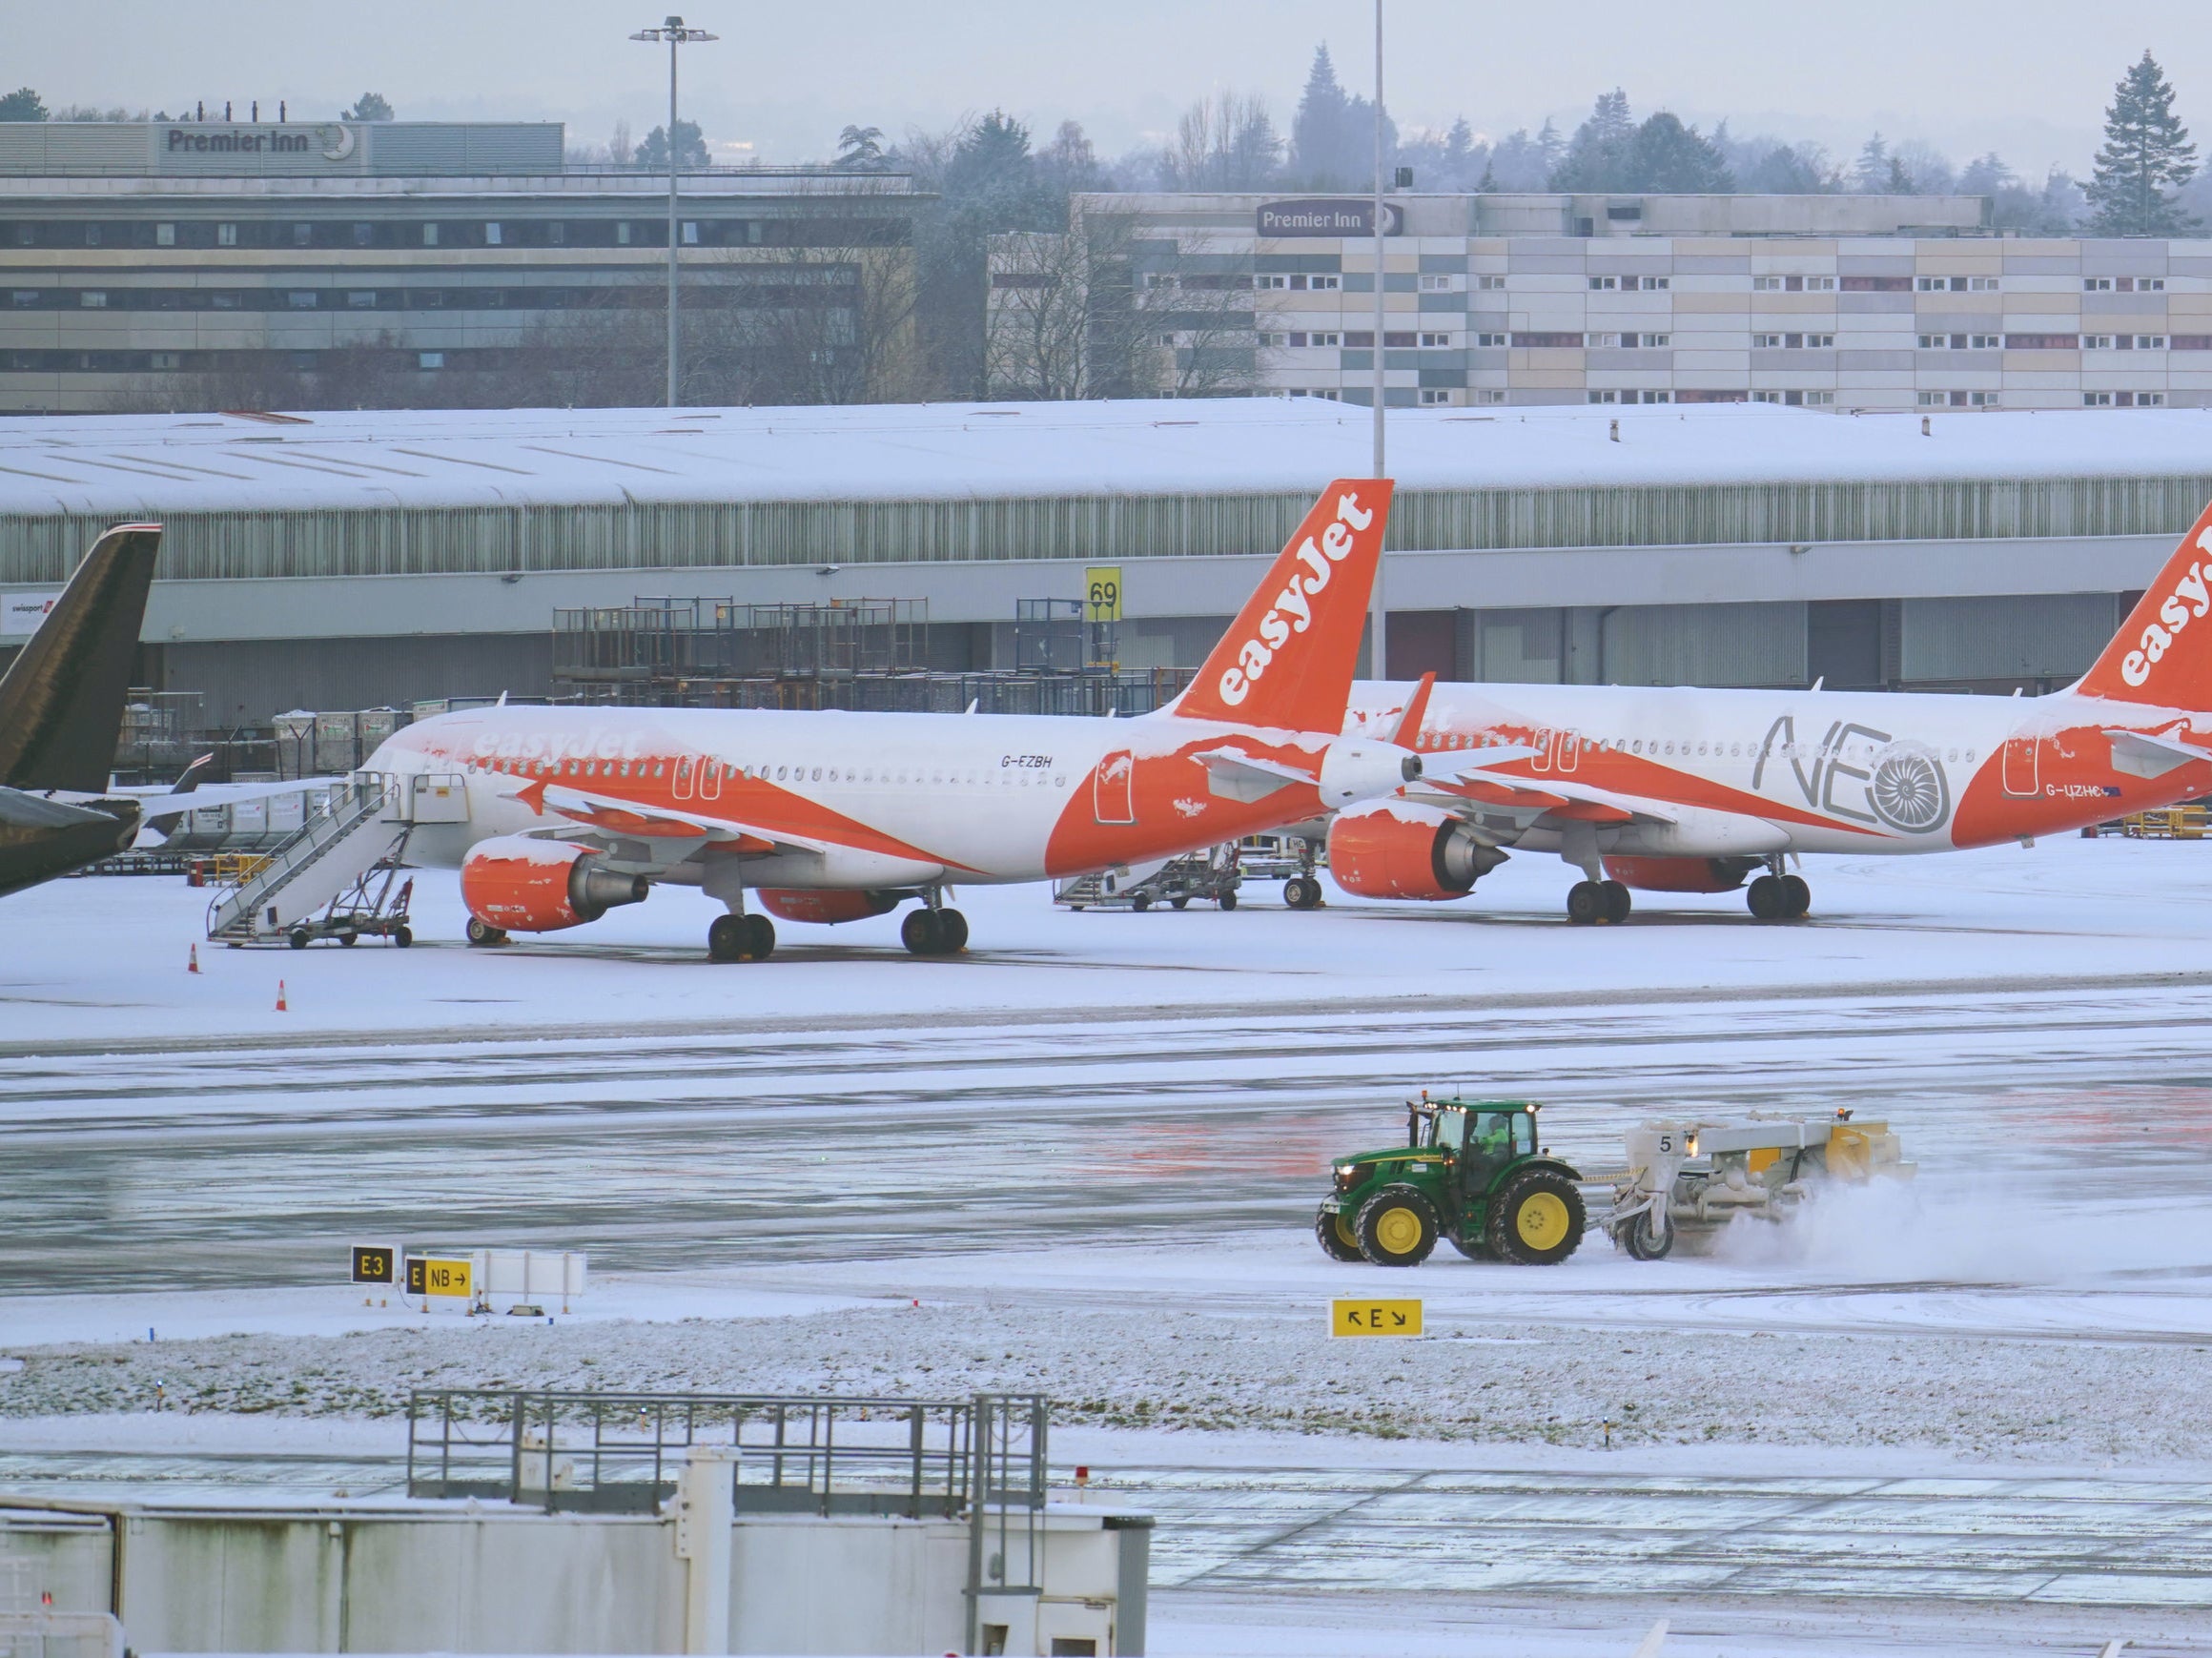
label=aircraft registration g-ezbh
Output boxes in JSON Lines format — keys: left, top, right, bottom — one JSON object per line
{"left": 367, "top": 479, "right": 1508, "bottom": 961}
{"left": 1328, "top": 495, "right": 2212, "bottom": 926}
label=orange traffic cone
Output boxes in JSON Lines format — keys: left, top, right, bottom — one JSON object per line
{"left": 188, "top": 943, "right": 199, "bottom": 973}
{"left": 275, "top": 979, "right": 288, "bottom": 1013}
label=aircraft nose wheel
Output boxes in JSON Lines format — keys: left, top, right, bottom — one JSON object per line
{"left": 901, "top": 907, "right": 969, "bottom": 956}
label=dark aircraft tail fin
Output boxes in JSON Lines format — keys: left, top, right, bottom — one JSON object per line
{"left": 0, "top": 523, "right": 162, "bottom": 793}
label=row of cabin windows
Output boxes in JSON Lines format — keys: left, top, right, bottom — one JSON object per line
{"left": 1411, "top": 730, "right": 1981, "bottom": 766}
{"left": 468, "top": 755, "right": 1071, "bottom": 788}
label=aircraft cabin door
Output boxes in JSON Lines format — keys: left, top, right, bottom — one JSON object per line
{"left": 2001, "top": 704, "right": 2041, "bottom": 798}
{"left": 1095, "top": 750, "right": 1136, "bottom": 825}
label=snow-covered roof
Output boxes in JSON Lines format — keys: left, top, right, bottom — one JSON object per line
{"left": 1, "top": 400, "right": 2210, "bottom": 520}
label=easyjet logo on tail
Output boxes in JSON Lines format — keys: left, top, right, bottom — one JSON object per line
{"left": 2121, "top": 527, "right": 2212, "bottom": 687}
{"left": 1218, "top": 490, "right": 1374, "bottom": 707}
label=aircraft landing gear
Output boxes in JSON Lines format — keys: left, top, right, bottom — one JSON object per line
{"left": 707, "top": 912, "right": 775, "bottom": 962}
{"left": 901, "top": 902, "right": 969, "bottom": 957}
{"left": 465, "top": 916, "right": 507, "bottom": 947}
{"left": 1284, "top": 874, "right": 1323, "bottom": 911}
{"left": 1747, "top": 870, "right": 1811, "bottom": 921}
{"left": 1567, "top": 879, "right": 1631, "bottom": 925}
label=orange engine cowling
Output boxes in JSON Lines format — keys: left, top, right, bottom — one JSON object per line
{"left": 1326, "top": 804, "right": 1504, "bottom": 901}
{"left": 1602, "top": 855, "right": 1761, "bottom": 893}
{"left": 755, "top": 890, "right": 899, "bottom": 925}
{"left": 460, "top": 836, "right": 648, "bottom": 932}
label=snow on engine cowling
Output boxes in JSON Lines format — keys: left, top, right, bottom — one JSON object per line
{"left": 1601, "top": 855, "right": 1762, "bottom": 893}
{"left": 755, "top": 890, "right": 900, "bottom": 924}
{"left": 460, "top": 836, "right": 648, "bottom": 932}
{"left": 1326, "top": 802, "right": 1505, "bottom": 901}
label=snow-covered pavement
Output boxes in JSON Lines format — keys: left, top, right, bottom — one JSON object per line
{"left": 10, "top": 836, "right": 2212, "bottom": 1633}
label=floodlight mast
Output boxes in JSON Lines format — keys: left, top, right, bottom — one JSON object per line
{"left": 630, "top": 14, "right": 719, "bottom": 408}
{"left": 1369, "top": 0, "right": 1388, "bottom": 681}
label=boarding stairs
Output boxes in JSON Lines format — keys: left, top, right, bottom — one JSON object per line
{"left": 1054, "top": 848, "right": 1240, "bottom": 911}
{"left": 206, "top": 775, "right": 412, "bottom": 944}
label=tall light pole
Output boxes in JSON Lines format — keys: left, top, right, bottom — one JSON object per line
{"left": 1369, "top": 0, "right": 1388, "bottom": 680}
{"left": 630, "top": 14, "right": 717, "bottom": 407}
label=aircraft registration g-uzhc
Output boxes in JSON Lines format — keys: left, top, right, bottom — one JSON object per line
{"left": 1330, "top": 495, "right": 2212, "bottom": 926}
{"left": 369, "top": 479, "right": 1510, "bottom": 960}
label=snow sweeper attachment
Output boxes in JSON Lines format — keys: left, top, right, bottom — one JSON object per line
{"left": 1606, "top": 1109, "right": 1915, "bottom": 1260}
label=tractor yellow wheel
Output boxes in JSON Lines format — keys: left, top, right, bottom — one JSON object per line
{"left": 1355, "top": 1185, "right": 1438, "bottom": 1266}
{"left": 1487, "top": 1170, "right": 1587, "bottom": 1266}
{"left": 1515, "top": 1192, "right": 1571, "bottom": 1251}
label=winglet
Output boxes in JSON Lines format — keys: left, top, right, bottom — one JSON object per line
{"left": 1164, "top": 480, "right": 1393, "bottom": 731}
{"left": 1380, "top": 671, "right": 1437, "bottom": 746}
{"left": 0, "top": 523, "right": 162, "bottom": 793}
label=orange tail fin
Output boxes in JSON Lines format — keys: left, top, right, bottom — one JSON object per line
{"left": 1166, "top": 479, "right": 1393, "bottom": 730}
{"left": 2076, "top": 496, "right": 2212, "bottom": 704}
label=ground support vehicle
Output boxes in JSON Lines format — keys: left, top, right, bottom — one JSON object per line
{"left": 1054, "top": 845, "right": 1241, "bottom": 911}
{"left": 1606, "top": 1110, "right": 1914, "bottom": 1259}
{"left": 1316, "top": 1097, "right": 1587, "bottom": 1266}
{"left": 218, "top": 860, "right": 416, "bottom": 950}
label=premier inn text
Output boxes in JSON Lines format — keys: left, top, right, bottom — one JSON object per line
{"left": 166, "top": 129, "right": 314, "bottom": 154}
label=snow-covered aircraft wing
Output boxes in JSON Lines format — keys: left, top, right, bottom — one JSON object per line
{"left": 1407, "top": 767, "right": 1680, "bottom": 828}
{"left": 500, "top": 777, "right": 976, "bottom": 870}
{"left": 2105, "top": 728, "right": 2212, "bottom": 779}
{"left": 1189, "top": 747, "right": 1316, "bottom": 803}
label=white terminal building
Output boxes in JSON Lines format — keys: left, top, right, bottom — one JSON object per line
{"left": 0, "top": 399, "right": 2204, "bottom": 722}
{"left": 991, "top": 192, "right": 2212, "bottom": 411}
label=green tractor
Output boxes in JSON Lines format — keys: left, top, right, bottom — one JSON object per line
{"left": 1316, "top": 1097, "right": 1587, "bottom": 1267}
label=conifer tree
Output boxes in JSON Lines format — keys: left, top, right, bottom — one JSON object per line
{"left": 2087, "top": 51, "right": 2200, "bottom": 235}
{"left": 1289, "top": 44, "right": 1355, "bottom": 188}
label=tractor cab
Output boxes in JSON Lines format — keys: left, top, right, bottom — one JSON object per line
{"left": 1321, "top": 1095, "right": 1585, "bottom": 1268}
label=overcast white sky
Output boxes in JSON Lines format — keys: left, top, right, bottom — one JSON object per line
{"left": 14, "top": 1, "right": 2212, "bottom": 178}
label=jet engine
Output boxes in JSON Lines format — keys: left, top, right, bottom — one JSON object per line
{"left": 1327, "top": 803, "right": 1505, "bottom": 900}
{"left": 756, "top": 890, "right": 899, "bottom": 924}
{"left": 460, "top": 837, "right": 647, "bottom": 932}
{"left": 1601, "top": 855, "right": 1762, "bottom": 893}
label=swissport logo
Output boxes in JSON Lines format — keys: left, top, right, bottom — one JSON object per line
{"left": 2122, "top": 531, "right": 2212, "bottom": 687}
{"left": 1217, "top": 490, "right": 1375, "bottom": 707}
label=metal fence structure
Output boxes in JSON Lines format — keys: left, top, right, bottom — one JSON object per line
{"left": 404, "top": 1387, "right": 1048, "bottom": 1525}
{"left": 553, "top": 597, "right": 931, "bottom": 689}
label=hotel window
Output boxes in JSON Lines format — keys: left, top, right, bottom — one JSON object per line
{"left": 1475, "top": 275, "right": 1505, "bottom": 290}
{"left": 353, "top": 223, "right": 374, "bottom": 247}
{"left": 1804, "top": 390, "right": 1835, "bottom": 406}
{"left": 1916, "top": 391, "right": 1947, "bottom": 406}
{"left": 9, "top": 291, "right": 34, "bottom": 307}
{"left": 1753, "top": 276, "right": 1784, "bottom": 291}
{"left": 422, "top": 224, "right": 440, "bottom": 247}
{"left": 484, "top": 223, "right": 502, "bottom": 245}
{"left": 79, "top": 291, "right": 107, "bottom": 308}
{"left": 217, "top": 223, "right": 237, "bottom": 247}
{"left": 2083, "top": 390, "right": 2115, "bottom": 405}
{"left": 1589, "top": 332, "right": 1620, "bottom": 348}
{"left": 682, "top": 222, "right": 699, "bottom": 244}
{"left": 1916, "top": 334, "right": 1959, "bottom": 349}
{"left": 155, "top": 223, "right": 175, "bottom": 247}
{"left": 1803, "top": 276, "right": 1835, "bottom": 292}
{"left": 1419, "top": 387, "right": 1454, "bottom": 404}
{"left": 1966, "top": 391, "right": 2000, "bottom": 407}
{"left": 150, "top": 351, "right": 181, "bottom": 370}
{"left": 1751, "top": 390, "right": 1783, "bottom": 403}
{"left": 1619, "top": 332, "right": 1669, "bottom": 348}
{"left": 1803, "top": 333, "right": 1835, "bottom": 348}
{"left": 1257, "top": 332, "right": 1289, "bottom": 347}
{"left": 1474, "top": 388, "right": 1507, "bottom": 403}
{"left": 546, "top": 222, "right": 565, "bottom": 245}
{"left": 2131, "top": 335, "right": 2167, "bottom": 350}
{"left": 1308, "top": 274, "right": 1341, "bottom": 291}
{"left": 1257, "top": 274, "right": 1290, "bottom": 289}
{"left": 1969, "top": 334, "right": 2002, "bottom": 349}
{"left": 2084, "top": 276, "right": 2115, "bottom": 292}
{"left": 617, "top": 222, "right": 632, "bottom": 245}
{"left": 292, "top": 223, "right": 311, "bottom": 246}
{"left": 1419, "top": 274, "right": 1453, "bottom": 291}
{"left": 1967, "top": 276, "right": 2000, "bottom": 291}
{"left": 1639, "top": 276, "right": 1670, "bottom": 291}
{"left": 1587, "top": 389, "right": 1620, "bottom": 403}
{"left": 287, "top": 291, "right": 317, "bottom": 309}
{"left": 2137, "top": 276, "right": 2167, "bottom": 291}
{"left": 1474, "top": 332, "right": 1506, "bottom": 347}
{"left": 2082, "top": 334, "right": 2115, "bottom": 349}
{"left": 419, "top": 352, "right": 444, "bottom": 370}
{"left": 346, "top": 291, "right": 377, "bottom": 309}
{"left": 1752, "top": 333, "right": 1784, "bottom": 348}
{"left": 1418, "top": 332, "right": 1452, "bottom": 347}
{"left": 1587, "top": 276, "right": 1618, "bottom": 291}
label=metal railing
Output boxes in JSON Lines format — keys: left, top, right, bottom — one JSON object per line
{"left": 404, "top": 1388, "right": 1047, "bottom": 1521}
{"left": 203, "top": 776, "right": 395, "bottom": 938}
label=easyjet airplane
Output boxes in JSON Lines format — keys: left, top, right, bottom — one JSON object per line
{"left": 1324, "top": 497, "right": 2212, "bottom": 926}
{"left": 367, "top": 480, "right": 1510, "bottom": 960}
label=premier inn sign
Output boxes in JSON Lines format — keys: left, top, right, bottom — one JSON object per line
{"left": 164, "top": 124, "right": 357, "bottom": 161}
{"left": 1257, "top": 197, "right": 1403, "bottom": 237}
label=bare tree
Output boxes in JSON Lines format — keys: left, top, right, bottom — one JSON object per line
{"left": 984, "top": 229, "right": 1094, "bottom": 399}
{"left": 1160, "top": 92, "right": 1284, "bottom": 192}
